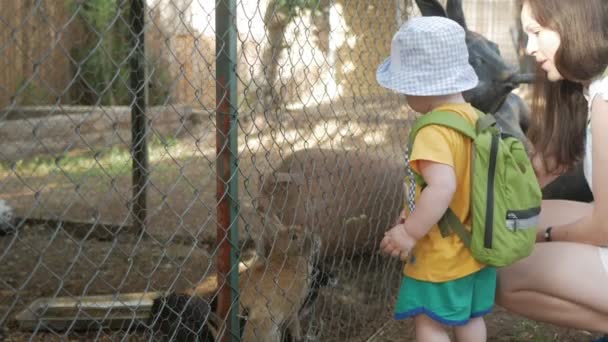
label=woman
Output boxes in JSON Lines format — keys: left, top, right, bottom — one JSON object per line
{"left": 496, "top": 0, "right": 608, "bottom": 334}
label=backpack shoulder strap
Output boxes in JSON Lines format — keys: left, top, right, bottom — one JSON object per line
{"left": 437, "top": 208, "right": 471, "bottom": 247}
{"left": 474, "top": 110, "right": 497, "bottom": 132}
{"left": 408, "top": 110, "right": 477, "bottom": 245}
{"left": 407, "top": 110, "right": 478, "bottom": 163}
{"left": 408, "top": 110, "right": 477, "bottom": 146}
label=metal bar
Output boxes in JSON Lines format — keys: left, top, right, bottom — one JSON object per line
{"left": 129, "top": 0, "right": 148, "bottom": 233}
{"left": 216, "top": 0, "right": 240, "bottom": 341}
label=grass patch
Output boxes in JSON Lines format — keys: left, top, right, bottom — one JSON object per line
{"left": 1, "top": 136, "right": 181, "bottom": 180}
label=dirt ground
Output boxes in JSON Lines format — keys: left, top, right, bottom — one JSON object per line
{"left": 0, "top": 98, "right": 603, "bottom": 341}
{"left": 0, "top": 222, "right": 601, "bottom": 341}
{"left": 1, "top": 223, "right": 601, "bottom": 341}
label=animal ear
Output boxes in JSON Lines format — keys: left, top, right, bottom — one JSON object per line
{"left": 446, "top": 0, "right": 468, "bottom": 30}
{"left": 415, "top": 0, "right": 447, "bottom": 17}
{"left": 259, "top": 172, "right": 305, "bottom": 194}
{"left": 288, "top": 224, "right": 307, "bottom": 237}
{"left": 257, "top": 213, "right": 283, "bottom": 257}
{"left": 269, "top": 211, "right": 285, "bottom": 228}
{"left": 274, "top": 172, "right": 305, "bottom": 185}
{"left": 255, "top": 195, "right": 270, "bottom": 215}
{"left": 488, "top": 40, "right": 501, "bottom": 55}
{"left": 255, "top": 233, "right": 271, "bottom": 258}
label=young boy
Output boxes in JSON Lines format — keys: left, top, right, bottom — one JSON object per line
{"left": 377, "top": 17, "right": 495, "bottom": 342}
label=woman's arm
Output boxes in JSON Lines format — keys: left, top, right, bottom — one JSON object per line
{"left": 549, "top": 96, "right": 608, "bottom": 245}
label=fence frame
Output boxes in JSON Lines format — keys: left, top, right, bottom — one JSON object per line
{"left": 129, "top": 0, "right": 149, "bottom": 234}
{"left": 215, "top": 0, "right": 241, "bottom": 341}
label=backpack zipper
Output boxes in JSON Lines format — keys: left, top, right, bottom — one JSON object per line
{"left": 505, "top": 208, "right": 541, "bottom": 231}
{"left": 484, "top": 133, "right": 499, "bottom": 249}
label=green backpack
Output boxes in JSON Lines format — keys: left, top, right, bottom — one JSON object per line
{"left": 407, "top": 110, "right": 542, "bottom": 267}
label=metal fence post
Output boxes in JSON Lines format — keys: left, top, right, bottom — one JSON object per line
{"left": 216, "top": 0, "right": 240, "bottom": 341}
{"left": 129, "top": 0, "right": 149, "bottom": 233}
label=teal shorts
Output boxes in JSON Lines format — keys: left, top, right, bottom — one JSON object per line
{"left": 394, "top": 267, "right": 496, "bottom": 326}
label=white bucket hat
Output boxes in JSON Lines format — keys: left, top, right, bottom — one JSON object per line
{"left": 376, "top": 16, "right": 478, "bottom": 96}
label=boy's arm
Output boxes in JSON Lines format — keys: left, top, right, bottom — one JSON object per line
{"left": 404, "top": 159, "right": 457, "bottom": 240}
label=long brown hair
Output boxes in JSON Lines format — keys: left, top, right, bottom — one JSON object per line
{"left": 523, "top": 0, "right": 608, "bottom": 172}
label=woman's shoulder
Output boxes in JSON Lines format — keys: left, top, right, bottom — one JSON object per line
{"left": 589, "top": 70, "right": 608, "bottom": 102}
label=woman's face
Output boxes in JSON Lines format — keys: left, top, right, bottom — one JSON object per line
{"left": 520, "top": 2, "right": 563, "bottom": 81}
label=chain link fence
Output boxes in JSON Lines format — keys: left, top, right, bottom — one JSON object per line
{"left": 0, "top": 1, "right": 554, "bottom": 341}
{"left": 1, "top": 0, "right": 412, "bottom": 340}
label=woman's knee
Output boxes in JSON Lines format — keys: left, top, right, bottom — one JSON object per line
{"left": 495, "top": 270, "right": 513, "bottom": 307}
{"left": 495, "top": 261, "right": 531, "bottom": 307}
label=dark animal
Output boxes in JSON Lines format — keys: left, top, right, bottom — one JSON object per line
{"left": 415, "top": 0, "right": 533, "bottom": 137}
{"left": 148, "top": 293, "right": 220, "bottom": 342}
{"left": 300, "top": 264, "right": 336, "bottom": 318}
{"left": 416, "top": 0, "right": 592, "bottom": 202}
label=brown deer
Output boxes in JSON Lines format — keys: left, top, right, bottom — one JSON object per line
{"left": 236, "top": 215, "right": 319, "bottom": 341}
{"left": 149, "top": 213, "right": 322, "bottom": 342}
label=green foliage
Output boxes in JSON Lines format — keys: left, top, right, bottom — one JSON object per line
{"left": 0, "top": 135, "right": 179, "bottom": 180}
{"left": 68, "top": 0, "right": 129, "bottom": 105}
{"left": 68, "top": 0, "right": 171, "bottom": 106}
{"left": 275, "top": 0, "right": 322, "bottom": 19}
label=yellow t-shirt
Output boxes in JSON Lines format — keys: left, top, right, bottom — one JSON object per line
{"left": 403, "top": 103, "right": 485, "bottom": 282}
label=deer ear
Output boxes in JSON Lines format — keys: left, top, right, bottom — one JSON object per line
{"left": 270, "top": 212, "right": 285, "bottom": 228}
{"left": 260, "top": 172, "right": 305, "bottom": 193}
{"left": 415, "top": 0, "right": 447, "bottom": 17}
{"left": 256, "top": 194, "right": 270, "bottom": 214}
{"left": 256, "top": 212, "right": 284, "bottom": 257}
{"left": 446, "top": 0, "right": 468, "bottom": 30}
{"left": 274, "top": 172, "right": 305, "bottom": 185}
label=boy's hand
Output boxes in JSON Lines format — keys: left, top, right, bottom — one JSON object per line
{"left": 395, "top": 208, "right": 407, "bottom": 226}
{"left": 380, "top": 224, "right": 417, "bottom": 261}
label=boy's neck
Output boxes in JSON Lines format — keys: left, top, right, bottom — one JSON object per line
{"left": 426, "top": 93, "right": 466, "bottom": 111}
{"left": 407, "top": 93, "right": 467, "bottom": 114}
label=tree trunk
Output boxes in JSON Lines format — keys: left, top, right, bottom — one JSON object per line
{"left": 259, "top": 1, "right": 290, "bottom": 114}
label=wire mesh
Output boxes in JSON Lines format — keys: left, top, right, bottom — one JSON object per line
{"left": 0, "top": 0, "right": 533, "bottom": 341}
